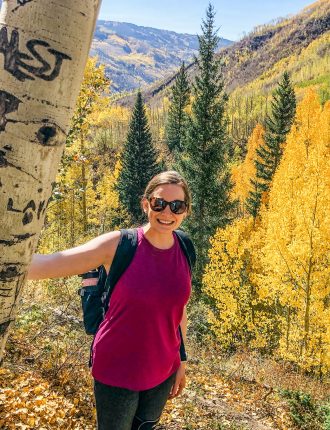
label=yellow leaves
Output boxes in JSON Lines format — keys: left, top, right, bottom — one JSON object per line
{"left": 0, "top": 367, "right": 94, "bottom": 429}
{"left": 69, "top": 57, "right": 110, "bottom": 142}
{"left": 92, "top": 104, "right": 130, "bottom": 128}
{"left": 204, "top": 90, "right": 330, "bottom": 373}
{"left": 33, "top": 385, "right": 44, "bottom": 395}
{"left": 203, "top": 217, "right": 264, "bottom": 349}
{"left": 231, "top": 124, "right": 265, "bottom": 213}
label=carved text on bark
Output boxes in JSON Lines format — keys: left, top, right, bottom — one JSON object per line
{"left": 0, "top": 90, "right": 21, "bottom": 132}
{"left": 0, "top": 27, "right": 72, "bottom": 82}
{"left": 12, "top": 0, "right": 33, "bottom": 13}
{"left": 7, "top": 197, "right": 50, "bottom": 225}
{"left": 17, "top": 0, "right": 33, "bottom": 6}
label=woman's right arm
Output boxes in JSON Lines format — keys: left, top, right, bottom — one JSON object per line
{"left": 27, "top": 230, "right": 121, "bottom": 280}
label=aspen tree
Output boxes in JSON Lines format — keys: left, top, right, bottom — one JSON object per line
{"left": 0, "top": 0, "right": 101, "bottom": 360}
{"left": 231, "top": 124, "right": 265, "bottom": 216}
{"left": 259, "top": 91, "right": 330, "bottom": 373}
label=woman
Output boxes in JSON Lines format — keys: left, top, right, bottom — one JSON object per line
{"left": 28, "top": 170, "right": 194, "bottom": 430}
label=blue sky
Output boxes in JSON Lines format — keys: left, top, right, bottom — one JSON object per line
{"left": 99, "top": 0, "right": 314, "bottom": 41}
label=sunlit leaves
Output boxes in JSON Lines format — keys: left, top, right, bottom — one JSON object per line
{"left": 204, "top": 90, "right": 330, "bottom": 374}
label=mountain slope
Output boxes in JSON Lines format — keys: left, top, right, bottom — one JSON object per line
{"left": 131, "top": 0, "right": 329, "bottom": 106}
{"left": 90, "top": 21, "right": 232, "bottom": 92}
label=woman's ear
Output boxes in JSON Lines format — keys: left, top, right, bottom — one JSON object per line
{"left": 141, "top": 197, "right": 148, "bottom": 214}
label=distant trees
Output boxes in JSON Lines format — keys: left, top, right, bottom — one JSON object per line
{"left": 117, "top": 91, "right": 160, "bottom": 225}
{"left": 165, "top": 62, "right": 190, "bottom": 165}
{"left": 246, "top": 72, "right": 296, "bottom": 217}
{"left": 40, "top": 60, "right": 128, "bottom": 252}
{"left": 231, "top": 123, "right": 265, "bottom": 216}
{"left": 65, "top": 58, "right": 110, "bottom": 235}
{"left": 179, "top": 4, "right": 235, "bottom": 292}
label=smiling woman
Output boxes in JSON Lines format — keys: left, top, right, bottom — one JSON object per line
{"left": 27, "top": 170, "right": 196, "bottom": 430}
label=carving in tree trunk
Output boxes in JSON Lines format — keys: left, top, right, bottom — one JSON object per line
{"left": 0, "top": 0, "right": 102, "bottom": 361}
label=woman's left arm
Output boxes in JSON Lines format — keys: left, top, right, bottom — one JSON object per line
{"left": 180, "top": 305, "right": 187, "bottom": 343}
{"left": 169, "top": 306, "right": 188, "bottom": 399}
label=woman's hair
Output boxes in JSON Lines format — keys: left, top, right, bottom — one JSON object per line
{"left": 143, "top": 171, "right": 192, "bottom": 215}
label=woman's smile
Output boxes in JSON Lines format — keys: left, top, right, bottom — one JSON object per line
{"left": 157, "top": 219, "right": 175, "bottom": 225}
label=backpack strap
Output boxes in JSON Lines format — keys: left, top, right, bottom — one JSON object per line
{"left": 102, "top": 228, "right": 138, "bottom": 315}
{"left": 174, "top": 229, "right": 196, "bottom": 273}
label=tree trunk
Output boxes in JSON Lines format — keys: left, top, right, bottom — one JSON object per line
{"left": 80, "top": 131, "right": 88, "bottom": 233}
{"left": 0, "top": 0, "right": 101, "bottom": 361}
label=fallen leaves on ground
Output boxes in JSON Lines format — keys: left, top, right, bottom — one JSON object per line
{"left": 0, "top": 361, "right": 295, "bottom": 430}
{"left": 0, "top": 367, "right": 94, "bottom": 430}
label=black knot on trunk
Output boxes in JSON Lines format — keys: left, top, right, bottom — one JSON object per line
{"left": 37, "top": 126, "right": 57, "bottom": 146}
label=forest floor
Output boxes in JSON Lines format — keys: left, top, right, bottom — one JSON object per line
{"left": 1, "top": 281, "right": 329, "bottom": 430}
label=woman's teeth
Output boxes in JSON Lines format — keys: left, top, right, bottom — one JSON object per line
{"left": 158, "top": 219, "right": 174, "bottom": 225}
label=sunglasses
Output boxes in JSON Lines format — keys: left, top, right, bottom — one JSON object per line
{"left": 148, "top": 197, "right": 187, "bottom": 214}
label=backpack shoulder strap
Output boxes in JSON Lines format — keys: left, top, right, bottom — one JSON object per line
{"left": 103, "top": 228, "right": 138, "bottom": 309}
{"left": 174, "top": 229, "right": 196, "bottom": 273}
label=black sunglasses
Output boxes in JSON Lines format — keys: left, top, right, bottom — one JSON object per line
{"left": 148, "top": 197, "right": 187, "bottom": 214}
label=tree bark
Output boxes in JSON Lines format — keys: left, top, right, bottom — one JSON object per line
{"left": 0, "top": 0, "right": 101, "bottom": 361}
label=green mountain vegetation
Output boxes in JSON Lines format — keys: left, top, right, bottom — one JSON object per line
{"left": 119, "top": 0, "right": 329, "bottom": 152}
{"left": 141, "top": 0, "right": 329, "bottom": 101}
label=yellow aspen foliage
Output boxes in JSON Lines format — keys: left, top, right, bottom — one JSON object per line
{"left": 39, "top": 58, "right": 112, "bottom": 251}
{"left": 92, "top": 104, "right": 130, "bottom": 128}
{"left": 203, "top": 217, "right": 278, "bottom": 351}
{"left": 231, "top": 124, "right": 265, "bottom": 213}
{"left": 204, "top": 91, "right": 330, "bottom": 375}
{"left": 94, "top": 157, "right": 131, "bottom": 232}
{"left": 258, "top": 90, "right": 330, "bottom": 374}
{"left": 70, "top": 57, "right": 110, "bottom": 132}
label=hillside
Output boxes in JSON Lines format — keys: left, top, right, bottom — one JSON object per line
{"left": 90, "top": 21, "right": 232, "bottom": 92}
{"left": 3, "top": 284, "right": 329, "bottom": 429}
{"left": 124, "top": 0, "right": 329, "bottom": 106}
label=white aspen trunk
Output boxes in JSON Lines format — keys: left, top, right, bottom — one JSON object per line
{"left": 0, "top": 0, "right": 102, "bottom": 361}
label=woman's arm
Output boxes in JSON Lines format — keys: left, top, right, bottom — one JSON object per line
{"left": 180, "top": 305, "right": 188, "bottom": 344}
{"left": 169, "top": 306, "right": 188, "bottom": 399}
{"left": 27, "top": 230, "right": 121, "bottom": 280}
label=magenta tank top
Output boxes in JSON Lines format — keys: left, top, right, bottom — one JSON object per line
{"left": 91, "top": 226, "right": 192, "bottom": 391}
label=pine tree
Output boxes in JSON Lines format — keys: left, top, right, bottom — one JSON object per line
{"left": 117, "top": 91, "right": 160, "bottom": 224}
{"left": 165, "top": 62, "right": 190, "bottom": 162}
{"left": 180, "top": 4, "right": 235, "bottom": 293}
{"left": 246, "top": 72, "right": 296, "bottom": 217}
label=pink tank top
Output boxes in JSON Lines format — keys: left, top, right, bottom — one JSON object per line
{"left": 91, "top": 227, "right": 191, "bottom": 391}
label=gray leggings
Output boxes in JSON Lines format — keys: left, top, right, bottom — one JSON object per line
{"left": 94, "top": 372, "right": 176, "bottom": 430}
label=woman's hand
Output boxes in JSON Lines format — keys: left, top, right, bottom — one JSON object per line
{"left": 169, "top": 362, "right": 186, "bottom": 399}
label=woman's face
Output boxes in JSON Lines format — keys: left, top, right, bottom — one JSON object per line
{"left": 142, "top": 184, "right": 187, "bottom": 233}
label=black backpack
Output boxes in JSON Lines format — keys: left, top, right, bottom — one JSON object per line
{"left": 78, "top": 228, "right": 196, "bottom": 361}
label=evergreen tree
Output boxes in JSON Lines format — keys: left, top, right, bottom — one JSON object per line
{"left": 246, "top": 72, "right": 296, "bottom": 217}
{"left": 117, "top": 91, "right": 160, "bottom": 224}
{"left": 165, "top": 62, "right": 190, "bottom": 163}
{"left": 180, "top": 4, "right": 236, "bottom": 293}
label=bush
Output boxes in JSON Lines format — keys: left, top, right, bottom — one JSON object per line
{"left": 280, "top": 389, "right": 330, "bottom": 430}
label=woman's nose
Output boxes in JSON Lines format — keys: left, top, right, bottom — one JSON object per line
{"left": 163, "top": 204, "right": 173, "bottom": 215}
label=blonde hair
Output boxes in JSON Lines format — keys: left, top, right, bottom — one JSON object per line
{"left": 143, "top": 171, "right": 192, "bottom": 215}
